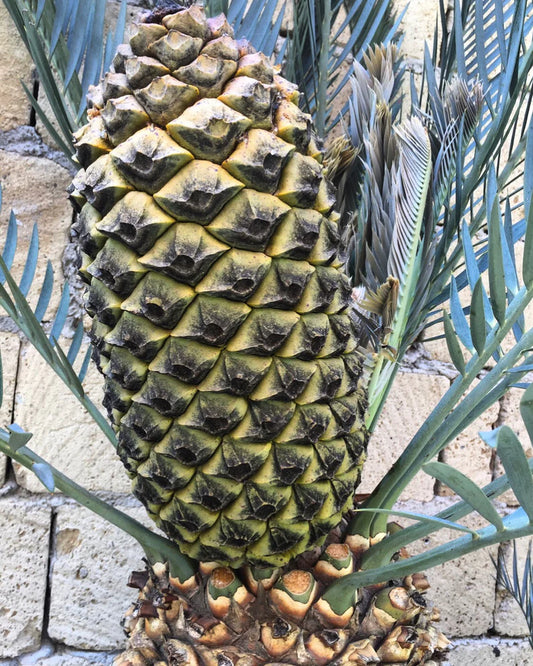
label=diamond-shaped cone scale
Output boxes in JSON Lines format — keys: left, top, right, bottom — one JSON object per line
{"left": 109, "top": 127, "right": 193, "bottom": 194}
{"left": 71, "top": 4, "right": 369, "bottom": 568}
{"left": 167, "top": 98, "right": 251, "bottom": 162}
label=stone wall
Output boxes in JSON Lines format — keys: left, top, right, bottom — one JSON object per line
{"left": 0, "top": 1, "right": 532, "bottom": 664}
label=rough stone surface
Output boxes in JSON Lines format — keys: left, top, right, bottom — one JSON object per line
{"left": 0, "top": 498, "right": 51, "bottom": 658}
{"left": 47, "top": 503, "right": 147, "bottom": 650}
{"left": 442, "top": 638, "right": 533, "bottom": 665}
{"left": 397, "top": 0, "right": 442, "bottom": 62}
{"left": 493, "top": 537, "right": 532, "bottom": 637}
{"left": 396, "top": 498, "right": 499, "bottom": 637}
{"left": 0, "top": 8, "right": 33, "bottom": 131}
{"left": 13, "top": 341, "right": 129, "bottom": 493}
{"left": 29, "top": 658, "right": 113, "bottom": 666}
{"left": 359, "top": 372, "right": 450, "bottom": 501}
{"left": 440, "top": 382, "right": 500, "bottom": 493}
{"left": 0, "top": 643, "right": 117, "bottom": 665}
{"left": 0, "top": 151, "right": 72, "bottom": 315}
{"left": 0, "top": 334, "right": 21, "bottom": 485}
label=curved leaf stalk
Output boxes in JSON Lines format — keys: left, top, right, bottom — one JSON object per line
{"left": 0, "top": 428, "right": 196, "bottom": 582}
{"left": 362, "top": 462, "right": 533, "bottom": 570}
{"left": 324, "top": 508, "right": 533, "bottom": 612}
{"left": 352, "top": 381, "right": 533, "bottom": 567}
{"left": 351, "top": 284, "right": 533, "bottom": 538}
{"left": 0, "top": 252, "right": 117, "bottom": 446}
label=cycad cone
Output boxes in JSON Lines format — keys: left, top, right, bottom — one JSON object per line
{"left": 71, "top": 6, "right": 449, "bottom": 665}
{"left": 70, "top": 3, "right": 368, "bottom": 568}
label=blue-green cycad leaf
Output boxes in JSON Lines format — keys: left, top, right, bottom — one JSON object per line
{"left": 520, "top": 384, "right": 533, "bottom": 447}
{"left": 34, "top": 261, "right": 54, "bottom": 323}
{"left": 487, "top": 173, "right": 507, "bottom": 325}
{"left": 470, "top": 277, "right": 487, "bottom": 355}
{"left": 67, "top": 321, "right": 84, "bottom": 366}
{"left": 33, "top": 461, "right": 55, "bottom": 491}
{"left": 429, "top": 76, "right": 484, "bottom": 218}
{"left": 78, "top": 346, "right": 92, "bottom": 383}
{"left": 1, "top": 211, "right": 18, "bottom": 282}
{"left": 18, "top": 224, "right": 39, "bottom": 297}
{"left": 523, "top": 120, "right": 533, "bottom": 288}
{"left": 387, "top": 117, "right": 432, "bottom": 281}
{"left": 423, "top": 461, "right": 504, "bottom": 530}
{"left": 49, "top": 282, "right": 70, "bottom": 346}
{"left": 353, "top": 506, "right": 478, "bottom": 536}
{"left": 450, "top": 275, "right": 473, "bottom": 350}
{"left": 6, "top": 424, "right": 33, "bottom": 451}
{"left": 443, "top": 309, "right": 466, "bottom": 374}
{"left": 497, "top": 425, "right": 533, "bottom": 523}
{"left": 501, "top": 201, "right": 520, "bottom": 301}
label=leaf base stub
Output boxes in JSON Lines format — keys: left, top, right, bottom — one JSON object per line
{"left": 114, "top": 534, "right": 449, "bottom": 665}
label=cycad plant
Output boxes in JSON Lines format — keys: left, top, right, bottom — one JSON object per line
{"left": 1, "top": 0, "right": 533, "bottom": 662}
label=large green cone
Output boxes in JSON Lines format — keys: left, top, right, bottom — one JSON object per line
{"left": 70, "top": 4, "right": 369, "bottom": 567}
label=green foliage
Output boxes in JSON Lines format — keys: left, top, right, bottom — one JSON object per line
{"left": 345, "top": 0, "right": 533, "bottom": 436}
{"left": 284, "top": 0, "right": 400, "bottom": 135}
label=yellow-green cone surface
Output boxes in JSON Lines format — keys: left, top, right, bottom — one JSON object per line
{"left": 71, "top": 5, "right": 368, "bottom": 567}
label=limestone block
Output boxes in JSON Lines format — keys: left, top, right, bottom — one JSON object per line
{"left": 0, "top": 334, "right": 21, "bottom": 485}
{"left": 21, "top": 650, "right": 116, "bottom": 665}
{"left": 47, "top": 503, "right": 149, "bottom": 651}
{"left": 0, "top": 151, "right": 72, "bottom": 315}
{"left": 0, "top": 498, "right": 51, "bottom": 658}
{"left": 396, "top": 498, "right": 498, "bottom": 637}
{"left": 395, "top": 0, "right": 441, "bottom": 61}
{"left": 30, "top": 654, "right": 108, "bottom": 666}
{"left": 0, "top": 7, "right": 33, "bottom": 130}
{"left": 358, "top": 372, "right": 449, "bottom": 501}
{"left": 493, "top": 538, "right": 532, "bottom": 637}
{"left": 442, "top": 638, "right": 533, "bottom": 665}
{"left": 439, "top": 381, "right": 500, "bottom": 493}
{"left": 13, "top": 341, "right": 130, "bottom": 494}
